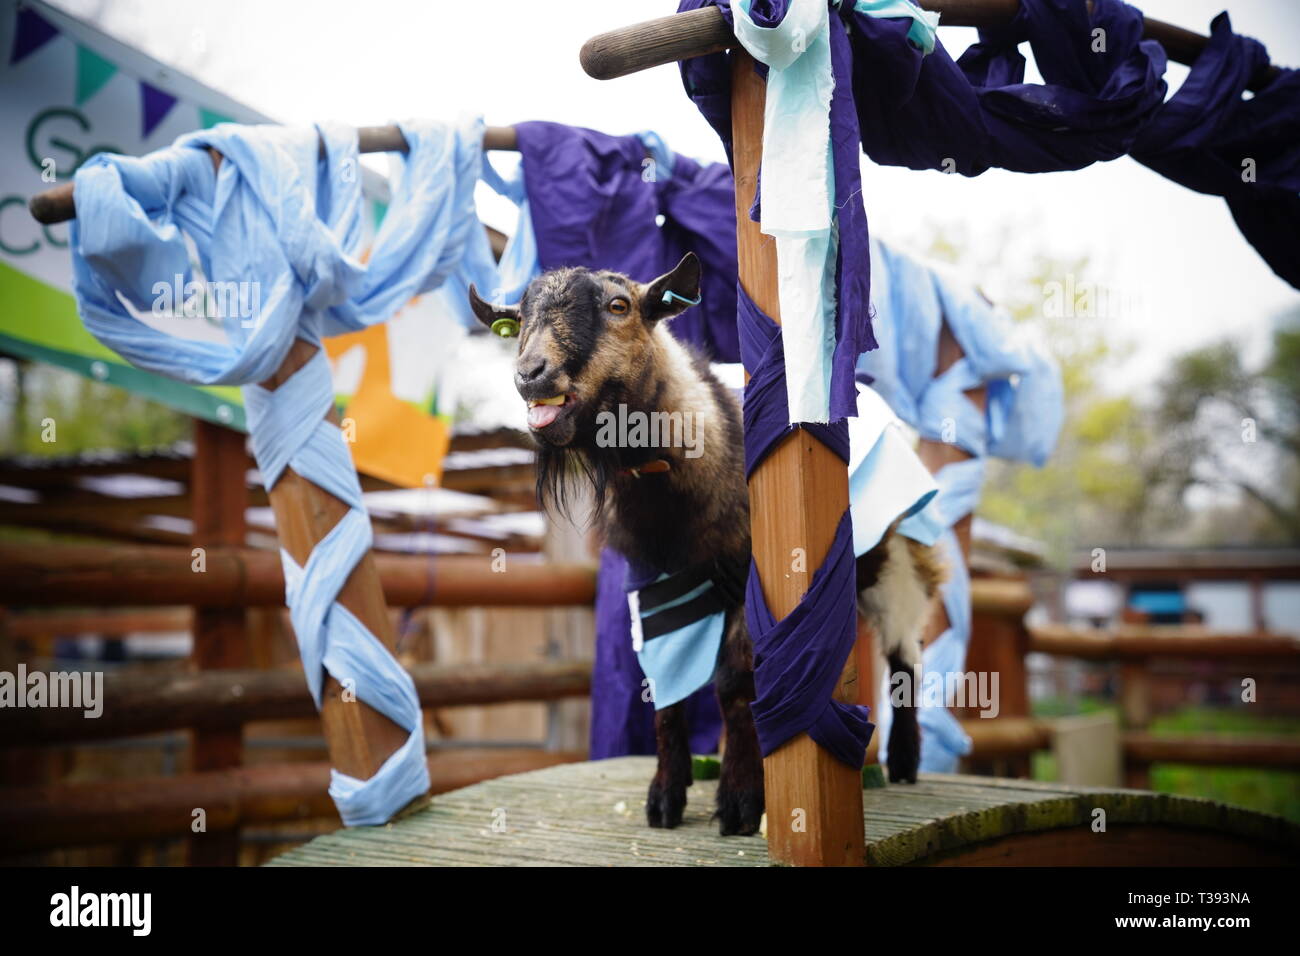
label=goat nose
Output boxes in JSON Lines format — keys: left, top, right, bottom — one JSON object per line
{"left": 519, "top": 358, "right": 549, "bottom": 383}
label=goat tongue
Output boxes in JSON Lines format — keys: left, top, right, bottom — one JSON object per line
{"left": 528, "top": 403, "right": 562, "bottom": 429}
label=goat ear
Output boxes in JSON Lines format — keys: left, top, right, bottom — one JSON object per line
{"left": 640, "top": 252, "right": 701, "bottom": 324}
{"left": 468, "top": 284, "right": 521, "bottom": 337}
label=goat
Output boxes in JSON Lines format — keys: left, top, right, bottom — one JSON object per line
{"left": 468, "top": 253, "right": 943, "bottom": 836}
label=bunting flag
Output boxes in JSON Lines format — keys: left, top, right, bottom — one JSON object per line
{"left": 9, "top": 5, "right": 58, "bottom": 64}
{"left": 140, "top": 81, "right": 178, "bottom": 137}
{"left": 74, "top": 44, "right": 116, "bottom": 104}
{"left": 199, "top": 107, "right": 235, "bottom": 129}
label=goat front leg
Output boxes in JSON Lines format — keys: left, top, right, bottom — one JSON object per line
{"left": 713, "top": 614, "right": 764, "bottom": 836}
{"left": 646, "top": 702, "right": 692, "bottom": 828}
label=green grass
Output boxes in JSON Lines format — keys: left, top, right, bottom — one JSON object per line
{"left": 1030, "top": 699, "right": 1300, "bottom": 824}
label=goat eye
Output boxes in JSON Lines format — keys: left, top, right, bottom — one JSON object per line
{"left": 608, "top": 298, "right": 630, "bottom": 315}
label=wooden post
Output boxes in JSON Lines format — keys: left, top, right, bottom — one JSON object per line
{"left": 731, "top": 51, "right": 865, "bottom": 867}
{"left": 188, "top": 419, "right": 249, "bottom": 865}
{"left": 1120, "top": 659, "right": 1152, "bottom": 788}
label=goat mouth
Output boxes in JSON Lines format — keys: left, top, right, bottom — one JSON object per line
{"left": 526, "top": 394, "right": 574, "bottom": 431}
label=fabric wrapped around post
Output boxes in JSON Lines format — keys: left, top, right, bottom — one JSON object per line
{"left": 859, "top": 238, "right": 1063, "bottom": 770}
{"left": 69, "top": 118, "right": 499, "bottom": 824}
{"left": 738, "top": 288, "right": 873, "bottom": 766}
{"left": 675, "top": 0, "right": 918, "bottom": 767}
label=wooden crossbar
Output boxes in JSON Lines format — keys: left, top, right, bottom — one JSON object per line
{"left": 26, "top": 124, "right": 519, "bottom": 225}
{"left": 579, "top": 2, "right": 1283, "bottom": 88}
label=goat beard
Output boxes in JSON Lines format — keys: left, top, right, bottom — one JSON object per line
{"left": 534, "top": 437, "right": 623, "bottom": 527}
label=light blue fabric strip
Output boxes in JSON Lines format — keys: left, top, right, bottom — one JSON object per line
{"left": 847, "top": 0, "right": 940, "bottom": 55}
{"left": 636, "top": 130, "right": 677, "bottom": 181}
{"left": 67, "top": 118, "right": 505, "bottom": 824}
{"left": 636, "top": 612, "right": 727, "bottom": 709}
{"left": 846, "top": 382, "right": 939, "bottom": 556}
{"left": 731, "top": 0, "right": 839, "bottom": 424}
{"left": 862, "top": 238, "right": 1062, "bottom": 772}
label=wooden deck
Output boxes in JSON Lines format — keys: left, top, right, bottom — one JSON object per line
{"left": 268, "top": 756, "right": 1300, "bottom": 866}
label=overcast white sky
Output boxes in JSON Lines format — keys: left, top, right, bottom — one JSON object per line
{"left": 48, "top": 0, "right": 1300, "bottom": 396}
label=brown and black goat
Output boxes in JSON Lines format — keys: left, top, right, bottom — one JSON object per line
{"left": 469, "top": 253, "right": 943, "bottom": 837}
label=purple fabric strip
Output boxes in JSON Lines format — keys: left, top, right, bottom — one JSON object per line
{"left": 739, "top": 288, "right": 873, "bottom": 767}
{"left": 515, "top": 121, "right": 740, "bottom": 362}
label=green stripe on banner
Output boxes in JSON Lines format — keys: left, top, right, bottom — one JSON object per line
{"left": 75, "top": 44, "right": 117, "bottom": 105}
{"left": 0, "top": 261, "right": 246, "bottom": 430}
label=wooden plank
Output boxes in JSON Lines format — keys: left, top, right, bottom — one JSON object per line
{"left": 264, "top": 757, "right": 1300, "bottom": 868}
{"left": 188, "top": 420, "right": 250, "bottom": 865}
{"left": 730, "top": 50, "right": 864, "bottom": 867}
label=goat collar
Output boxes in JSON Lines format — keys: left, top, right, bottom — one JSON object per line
{"left": 618, "top": 457, "right": 672, "bottom": 479}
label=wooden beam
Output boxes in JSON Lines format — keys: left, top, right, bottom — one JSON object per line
{"left": 579, "top": 2, "right": 1282, "bottom": 91}
{"left": 730, "top": 51, "right": 865, "bottom": 867}
{"left": 27, "top": 125, "right": 521, "bottom": 225}
{"left": 188, "top": 419, "right": 249, "bottom": 865}
{"left": 0, "top": 749, "right": 584, "bottom": 854}
{"left": 0, "top": 659, "right": 593, "bottom": 747}
{"left": 0, "top": 541, "right": 597, "bottom": 607}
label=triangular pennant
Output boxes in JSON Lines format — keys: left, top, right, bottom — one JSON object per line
{"left": 75, "top": 45, "right": 117, "bottom": 104}
{"left": 10, "top": 6, "right": 59, "bottom": 65}
{"left": 199, "top": 107, "right": 235, "bottom": 129}
{"left": 140, "top": 81, "right": 178, "bottom": 138}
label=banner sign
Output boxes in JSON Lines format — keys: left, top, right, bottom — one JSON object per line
{"left": 0, "top": 0, "right": 460, "bottom": 486}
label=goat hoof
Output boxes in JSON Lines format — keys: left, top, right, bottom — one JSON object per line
{"left": 646, "top": 779, "right": 687, "bottom": 829}
{"left": 887, "top": 758, "right": 918, "bottom": 784}
{"left": 715, "top": 783, "right": 764, "bottom": 836}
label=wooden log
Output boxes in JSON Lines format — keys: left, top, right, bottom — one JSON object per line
{"left": 0, "top": 541, "right": 597, "bottom": 607}
{"left": 4, "top": 608, "right": 191, "bottom": 638}
{"left": 730, "top": 51, "right": 865, "bottom": 868}
{"left": 27, "top": 125, "right": 520, "bottom": 225}
{"left": 1028, "top": 625, "right": 1300, "bottom": 660}
{"left": 970, "top": 577, "right": 1034, "bottom": 618}
{"left": 0, "top": 749, "right": 584, "bottom": 854}
{"left": 0, "top": 659, "right": 593, "bottom": 747}
{"left": 579, "top": 2, "right": 1281, "bottom": 91}
{"left": 961, "top": 716, "right": 1052, "bottom": 757}
{"left": 188, "top": 420, "right": 249, "bottom": 865}
{"left": 1123, "top": 732, "right": 1300, "bottom": 769}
